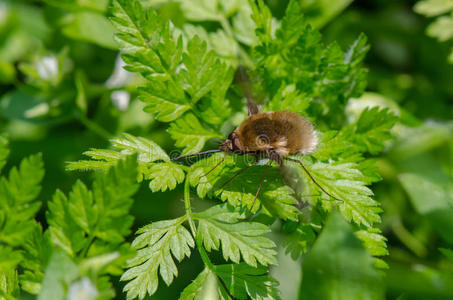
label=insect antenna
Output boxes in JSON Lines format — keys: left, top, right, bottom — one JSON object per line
{"left": 250, "top": 160, "right": 273, "bottom": 211}
{"left": 171, "top": 149, "right": 222, "bottom": 161}
{"left": 285, "top": 157, "right": 343, "bottom": 203}
{"left": 215, "top": 161, "right": 258, "bottom": 192}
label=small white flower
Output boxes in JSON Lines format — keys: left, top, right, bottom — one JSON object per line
{"left": 105, "top": 54, "right": 132, "bottom": 88}
{"left": 111, "top": 90, "right": 130, "bottom": 111}
{"left": 67, "top": 277, "right": 98, "bottom": 300}
{"left": 36, "top": 56, "right": 58, "bottom": 81}
{"left": 25, "top": 103, "right": 49, "bottom": 118}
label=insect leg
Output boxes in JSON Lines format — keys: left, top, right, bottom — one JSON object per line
{"left": 266, "top": 148, "right": 283, "bottom": 165}
{"left": 284, "top": 157, "right": 343, "bottom": 203}
{"left": 215, "top": 161, "right": 258, "bottom": 192}
{"left": 201, "top": 153, "right": 226, "bottom": 178}
{"left": 251, "top": 159, "right": 273, "bottom": 211}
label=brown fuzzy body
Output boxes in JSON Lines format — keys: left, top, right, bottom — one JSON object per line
{"left": 221, "top": 111, "right": 318, "bottom": 163}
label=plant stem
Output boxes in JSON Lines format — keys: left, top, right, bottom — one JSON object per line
{"left": 78, "top": 113, "right": 113, "bottom": 140}
{"left": 184, "top": 178, "right": 234, "bottom": 298}
{"left": 184, "top": 178, "right": 236, "bottom": 299}
{"left": 184, "top": 178, "right": 211, "bottom": 266}
{"left": 184, "top": 178, "right": 197, "bottom": 236}
{"left": 391, "top": 217, "right": 428, "bottom": 258}
{"left": 184, "top": 177, "right": 236, "bottom": 299}
{"left": 80, "top": 235, "right": 95, "bottom": 258}
{"left": 196, "top": 234, "right": 214, "bottom": 270}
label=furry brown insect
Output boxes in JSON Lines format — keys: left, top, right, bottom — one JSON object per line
{"left": 220, "top": 110, "right": 318, "bottom": 165}
{"left": 173, "top": 67, "right": 341, "bottom": 210}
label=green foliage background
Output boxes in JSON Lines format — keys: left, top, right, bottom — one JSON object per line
{"left": 1, "top": 0, "right": 453, "bottom": 299}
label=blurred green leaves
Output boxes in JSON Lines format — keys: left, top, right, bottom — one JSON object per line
{"left": 415, "top": 0, "right": 453, "bottom": 16}
{"left": 399, "top": 172, "right": 453, "bottom": 244}
{"left": 0, "top": 136, "right": 9, "bottom": 172}
{"left": 61, "top": 12, "right": 117, "bottom": 50}
{"left": 37, "top": 250, "right": 78, "bottom": 300}
{"left": 43, "top": 0, "right": 116, "bottom": 49}
{"left": 299, "top": 0, "right": 354, "bottom": 29}
{"left": 0, "top": 1, "right": 50, "bottom": 69}
{"left": 300, "top": 212, "right": 385, "bottom": 300}
{"left": 415, "top": 0, "right": 453, "bottom": 63}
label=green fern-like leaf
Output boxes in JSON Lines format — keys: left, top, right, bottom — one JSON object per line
{"left": 19, "top": 223, "right": 52, "bottom": 295}
{"left": 251, "top": 0, "right": 369, "bottom": 126}
{"left": 0, "top": 266, "right": 19, "bottom": 300}
{"left": 188, "top": 154, "right": 299, "bottom": 221}
{"left": 193, "top": 204, "right": 276, "bottom": 267}
{"left": 46, "top": 189, "right": 86, "bottom": 256}
{"left": 0, "top": 142, "right": 44, "bottom": 299}
{"left": 143, "top": 162, "right": 185, "bottom": 192}
{"left": 180, "top": 36, "right": 230, "bottom": 104}
{"left": 111, "top": 0, "right": 232, "bottom": 154}
{"left": 111, "top": 0, "right": 189, "bottom": 122}
{"left": 47, "top": 156, "right": 138, "bottom": 258}
{"left": 175, "top": 0, "right": 258, "bottom": 48}
{"left": 68, "top": 134, "right": 185, "bottom": 192}
{"left": 111, "top": 133, "right": 171, "bottom": 163}
{"left": 282, "top": 222, "right": 317, "bottom": 260}
{"left": 0, "top": 154, "right": 44, "bottom": 246}
{"left": 347, "top": 107, "right": 398, "bottom": 154}
{"left": 168, "top": 113, "right": 223, "bottom": 155}
{"left": 214, "top": 263, "right": 281, "bottom": 300}
{"left": 288, "top": 158, "right": 381, "bottom": 227}
{"left": 355, "top": 228, "right": 389, "bottom": 269}
{"left": 179, "top": 267, "right": 212, "bottom": 300}
{"left": 0, "top": 246, "right": 22, "bottom": 272}
{"left": 263, "top": 84, "right": 311, "bottom": 116}
{"left": 312, "top": 131, "right": 357, "bottom": 161}
{"left": 121, "top": 217, "right": 194, "bottom": 300}
{"left": 314, "top": 107, "right": 397, "bottom": 160}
